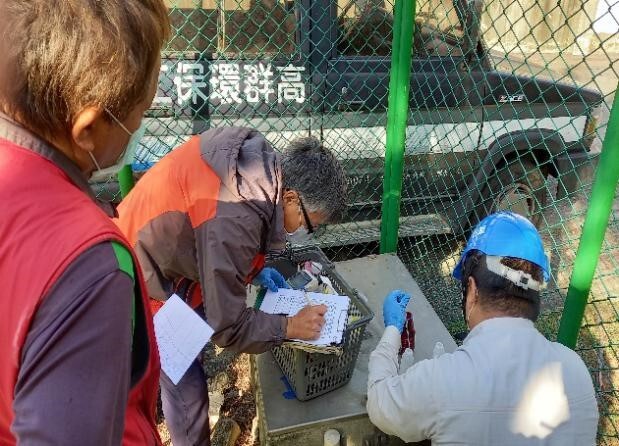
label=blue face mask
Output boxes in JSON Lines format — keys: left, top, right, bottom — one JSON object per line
{"left": 88, "top": 108, "right": 145, "bottom": 182}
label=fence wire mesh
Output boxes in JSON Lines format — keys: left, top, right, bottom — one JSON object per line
{"left": 94, "top": 0, "right": 619, "bottom": 442}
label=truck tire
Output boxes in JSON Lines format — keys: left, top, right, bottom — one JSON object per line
{"left": 476, "top": 158, "right": 548, "bottom": 228}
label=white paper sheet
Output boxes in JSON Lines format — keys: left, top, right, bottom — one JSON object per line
{"left": 153, "top": 294, "right": 214, "bottom": 385}
{"left": 260, "top": 289, "right": 350, "bottom": 346}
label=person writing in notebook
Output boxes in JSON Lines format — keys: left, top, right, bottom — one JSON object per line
{"left": 115, "top": 129, "right": 347, "bottom": 446}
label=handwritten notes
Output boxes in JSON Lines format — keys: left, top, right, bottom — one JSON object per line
{"left": 153, "top": 294, "right": 214, "bottom": 385}
{"left": 260, "top": 289, "right": 350, "bottom": 346}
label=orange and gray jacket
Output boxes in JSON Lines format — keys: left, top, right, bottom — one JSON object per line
{"left": 116, "top": 127, "right": 287, "bottom": 353}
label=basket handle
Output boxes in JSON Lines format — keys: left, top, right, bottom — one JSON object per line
{"left": 344, "top": 290, "right": 374, "bottom": 333}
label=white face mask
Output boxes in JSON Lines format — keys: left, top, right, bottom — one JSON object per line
{"left": 286, "top": 225, "right": 312, "bottom": 244}
{"left": 88, "top": 109, "right": 145, "bottom": 182}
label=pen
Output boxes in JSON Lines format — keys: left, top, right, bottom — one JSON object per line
{"left": 304, "top": 291, "right": 314, "bottom": 306}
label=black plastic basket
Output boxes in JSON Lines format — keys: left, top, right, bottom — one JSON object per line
{"left": 265, "top": 246, "right": 374, "bottom": 401}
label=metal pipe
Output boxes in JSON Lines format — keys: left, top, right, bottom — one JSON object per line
{"left": 117, "top": 165, "right": 135, "bottom": 199}
{"left": 380, "top": 0, "right": 416, "bottom": 253}
{"left": 558, "top": 88, "right": 619, "bottom": 348}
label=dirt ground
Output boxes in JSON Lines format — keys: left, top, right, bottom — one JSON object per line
{"left": 158, "top": 346, "right": 258, "bottom": 446}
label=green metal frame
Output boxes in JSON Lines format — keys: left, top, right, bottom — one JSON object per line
{"left": 558, "top": 86, "right": 619, "bottom": 349}
{"left": 380, "top": 0, "right": 416, "bottom": 254}
{"left": 118, "top": 165, "right": 135, "bottom": 199}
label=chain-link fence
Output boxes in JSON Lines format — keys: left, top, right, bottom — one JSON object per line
{"left": 95, "top": 0, "right": 619, "bottom": 442}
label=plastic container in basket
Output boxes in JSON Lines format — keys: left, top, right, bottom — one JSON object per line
{"left": 265, "top": 246, "right": 374, "bottom": 401}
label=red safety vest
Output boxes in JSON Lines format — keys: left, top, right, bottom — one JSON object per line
{"left": 0, "top": 139, "right": 161, "bottom": 445}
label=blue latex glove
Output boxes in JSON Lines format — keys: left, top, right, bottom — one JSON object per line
{"left": 383, "top": 290, "right": 411, "bottom": 331}
{"left": 253, "top": 267, "right": 289, "bottom": 292}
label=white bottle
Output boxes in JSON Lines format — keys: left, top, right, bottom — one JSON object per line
{"left": 324, "top": 429, "right": 341, "bottom": 446}
{"left": 399, "top": 348, "right": 415, "bottom": 374}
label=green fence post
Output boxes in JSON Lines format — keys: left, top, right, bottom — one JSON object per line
{"left": 117, "top": 165, "right": 135, "bottom": 199}
{"left": 557, "top": 88, "right": 619, "bottom": 349}
{"left": 380, "top": 0, "right": 416, "bottom": 254}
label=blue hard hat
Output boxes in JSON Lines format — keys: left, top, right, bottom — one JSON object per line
{"left": 453, "top": 212, "right": 550, "bottom": 282}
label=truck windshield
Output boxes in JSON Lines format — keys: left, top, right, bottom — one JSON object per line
{"left": 165, "top": 0, "right": 298, "bottom": 57}
{"left": 338, "top": 0, "right": 466, "bottom": 57}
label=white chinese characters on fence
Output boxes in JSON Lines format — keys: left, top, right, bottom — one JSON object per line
{"left": 155, "top": 62, "right": 306, "bottom": 107}
{"left": 211, "top": 63, "right": 242, "bottom": 104}
{"left": 276, "top": 65, "right": 306, "bottom": 104}
{"left": 173, "top": 63, "right": 208, "bottom": 105}
{"left": 244, "top": 63, "right": 274, "bottom": 103}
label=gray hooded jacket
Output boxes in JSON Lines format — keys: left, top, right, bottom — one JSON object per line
{"left": 116, "top": 127, "right": 287, "bottom": 353}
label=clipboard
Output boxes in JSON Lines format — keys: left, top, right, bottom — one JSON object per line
{"left": 259, "top": 289, "right": 350, "bottom": 353}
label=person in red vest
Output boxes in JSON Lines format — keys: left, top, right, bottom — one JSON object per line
{"left": 0, "top": 1, "right": 170, "bottom": 445}
{"left": 115, "top": 128, "right": 348, "bottom": 445}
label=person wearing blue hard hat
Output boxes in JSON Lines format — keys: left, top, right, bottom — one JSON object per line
{"left": 453, "top": 211, "right": 551, "bottom": 327}
{"left": 453, "top": 211, "right": 550, "bottom": 282}
{"left": 367, "top": 212, "right": 599, "bottom": 445}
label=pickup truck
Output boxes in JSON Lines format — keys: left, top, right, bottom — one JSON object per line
{"left": 108, "top": 0, "right": 603, "bottom": 247}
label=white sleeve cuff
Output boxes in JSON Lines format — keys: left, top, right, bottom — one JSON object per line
{"left": 381, "top": 325, "right": 402, "bottom": 349}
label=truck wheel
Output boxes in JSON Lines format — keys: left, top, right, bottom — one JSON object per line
{"left": 477, "top": 158, "right": 548, "bottom": 227}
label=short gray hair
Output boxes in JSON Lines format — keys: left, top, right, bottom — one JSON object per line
{"left": 282, "top": 137, "right": 348, "bottom": 223}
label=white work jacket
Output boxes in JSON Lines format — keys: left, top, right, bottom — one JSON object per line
{"left": 367, "top": 317, "right": 598, "bottom": 445}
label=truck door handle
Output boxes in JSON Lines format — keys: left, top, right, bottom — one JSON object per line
{"left": 339, "top": 99, "right": 366, "bottom": 111}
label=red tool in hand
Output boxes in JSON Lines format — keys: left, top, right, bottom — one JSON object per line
{"left": 399, "top": 311, "right": 415, "bottom": 356}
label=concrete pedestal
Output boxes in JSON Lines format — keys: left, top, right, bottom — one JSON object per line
{"left": 253, "top": 253, "right": 457, "bottom": 446}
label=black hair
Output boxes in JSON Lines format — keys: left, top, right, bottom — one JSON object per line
{"left": 461, "top": 250, "right": 542, "bottom": 321}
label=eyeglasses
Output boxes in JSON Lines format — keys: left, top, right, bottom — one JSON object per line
{"left": 297, "top": 195, "right": 314, "bottom": 234}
